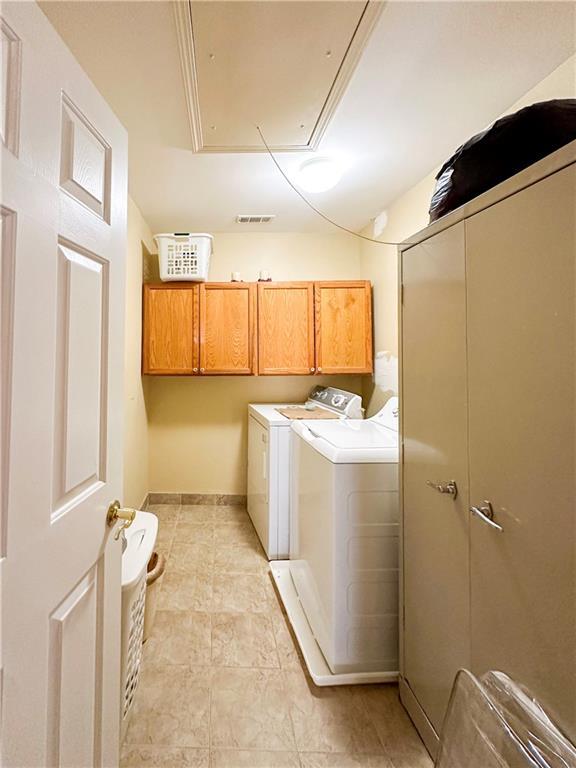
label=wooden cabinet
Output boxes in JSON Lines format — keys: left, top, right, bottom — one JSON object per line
{"left": 142, "top": 279, "right": 372, "bottom": 376}
{"left": 142, "top": 283, "right": 199, "bottom": 374}
{"left": 257, "top": 282, "right": 315, "bottom": 375}
{"left": 315, "top": 281, "right": 373, "bottom": 374}
{"left": 399, "top": 148, "right": 576, "bottom": 754}
{"left": 199, "top": 283, "right": 256, "bottom": 375}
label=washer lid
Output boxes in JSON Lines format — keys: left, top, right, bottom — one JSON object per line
{"left": 305, "top": 419, "right": 398, "bottom": 449}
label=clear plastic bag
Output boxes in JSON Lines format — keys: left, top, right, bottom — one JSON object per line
{"left": 436, "top": 670, "right": 576, "bottom": 767}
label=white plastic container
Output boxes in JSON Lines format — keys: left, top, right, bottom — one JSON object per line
{"left": 154, "top": 233, "right": 212, "bottom": 282}
{"left": 120, "top": 510, "right": 158, "bottom": 739}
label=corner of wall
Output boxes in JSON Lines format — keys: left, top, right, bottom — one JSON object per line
{"left": 123, "top": 197, "right": 154, "bottom": 508}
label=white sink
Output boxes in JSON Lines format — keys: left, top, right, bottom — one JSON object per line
{"left": 121, "top": 510, "right": 158, "bottom": 589}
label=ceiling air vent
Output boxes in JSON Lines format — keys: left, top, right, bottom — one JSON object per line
{"left": 236, "top": 214, "right": 276, "bottom": 224}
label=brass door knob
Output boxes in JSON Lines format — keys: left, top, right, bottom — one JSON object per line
{"left": 107, "top": 500, "right": 136, "bottom": 540}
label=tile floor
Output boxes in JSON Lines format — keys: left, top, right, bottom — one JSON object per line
{"left": 122, "top": 504, "right": 433, "bottom": 768}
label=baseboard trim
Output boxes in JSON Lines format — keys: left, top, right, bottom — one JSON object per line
{"left": 399, "top": 676, "right": 439, "bottom": 760}
{"left": 146, "top": 492, "right": 247, "bottom": 507}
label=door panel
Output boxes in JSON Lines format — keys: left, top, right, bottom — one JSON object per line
{"left": 54, "top": 242, "right": 106, "bottom": 508}
{"left": 200, "top": 283, "right": 255, "bottom": 374}
{"left": 257, "top": 282, "right": 314, "bottom": 375}
{"left": 142, "top": 284, "right": 199, "bottom": 374}
{"left": 466, "top": 166, "right": 576, "bottom": 739}
{"left": 401, "top": 223, "right": 470, "bottom": 734}
{"left": 1, "top": 4, "right": 127, "bottom": 766}
{"left": 315, "top": 281, "right": 372, "bottom": 374}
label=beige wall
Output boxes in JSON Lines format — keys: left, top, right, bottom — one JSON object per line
{"left": 361, "top": 53, "right": 576, "bottom": 416}
{"left": 147, "top": 375, "right": 363, "bottom": 494}
{"left": 123, "top": 197, "right": 155, "bottom": 508}
{"left": 146, "top": 232, "right": 365, "bottom": 495}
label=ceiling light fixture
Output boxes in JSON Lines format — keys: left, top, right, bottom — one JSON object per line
{"left": 295, "top": 156, "right": 343, "bottom": 194}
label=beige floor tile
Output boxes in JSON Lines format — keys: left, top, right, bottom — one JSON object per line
{"left": 170, "top": 542, "right": 215, "bottom": 573}
{"left": 210, "top": 668, "right": 296, "bottom": 751}
{"left": 213, "top": 544, "right": 268, "bottom": 575}
{"left": 358, "top": 686, "right": 432, "bottom": 768}
{"left": 214, "top": 523, "right": 260, "bottom": 547}
{"left": 148, "top": 504, "right": 181, "bottom": 522}
{"left": 144, "top": 611, "right": 211, "bottom": 666}
{"left": 210, "top": 749, "right": 300, "bottom": 768}
{"left": 212, "top": 506, "right": 250, "bottom": 524}
{"left": 180, "top": 505, "right": 216, "bottom": 523}
{"left": 121, "top": 745, "right": 209, "bottom": 767}
{"left": 270, "top": 612, "right": 305, "bottom": 671}
{"left": 211, "top": 613, "right": 279, "bottom": 668}
{"left": 158, "top": 570, "right": 213, "bottom": 611}
{"left": 125, "top": 666, "right": 212, "bottom": 747}
{"left": 299, "top": 754, "right": 393, "bottom": 768}
{"left": 283, "top": 670, "right": 384, "bottom": 755}
{"left": 211, "top": 573, "right": 277, "bottom": 614}
{"left": 155, "top": 521, "right": 177, "bottom": 556}
{"left": 177, "top": 520, "right": 215, "bottom": 544}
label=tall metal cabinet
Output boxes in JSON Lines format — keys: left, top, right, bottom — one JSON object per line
{"left": 399, "top": 142, "right": 576, "bottom": 756}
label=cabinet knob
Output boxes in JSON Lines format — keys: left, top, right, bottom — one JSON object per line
{"left": 317, "top": 367, "right": 322, "bottom": 373}
{"left": 200, "top": 367, "right": 205, "bottom": 373}
{"left": 193, "top": 367, "right": 198, "bottom": 373}
{"left": 310, "top": 367, "right": 315, "bottom": 372}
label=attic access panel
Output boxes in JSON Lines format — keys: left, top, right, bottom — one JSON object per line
{"left": 176, "top": 0, "right": 383, "bottom": 152}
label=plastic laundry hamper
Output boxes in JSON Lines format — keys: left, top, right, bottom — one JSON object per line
{"left": 120, "top": 509, "right": 158, "bottom": 739}
{"left": 154, "top": 233, "right": 212, "bottom": 282}
{"left": 120, "top": 574, "right": 146, "bottom": 738}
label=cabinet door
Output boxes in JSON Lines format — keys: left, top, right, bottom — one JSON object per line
{"left": 199, "top": 283, "right": 256, "bottom": 374}
{"left": 257, "top": 282, "right": 315, "bottom": 375}
{"left": 401, "top": 223, "right": 470, "bottom": 736}
{"left": 315, "top": 281, "right": 373, "bottom": 373}
{"left": 142, "top": 284, "right": 199, "bottom": 374}
{"left": 466, "top": 165, "right": 576, "bottom": 740}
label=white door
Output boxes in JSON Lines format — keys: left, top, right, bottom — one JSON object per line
{"left": 1, "top": 4, "right": 127, "bottom": 767}
{"left": 401, "top": 223, "right": 470, "bottom": 736}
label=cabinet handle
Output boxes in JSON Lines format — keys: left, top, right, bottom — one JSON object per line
{"left": 470, "top": 501, "right": 503, "bottom": 532}
{"left": 317, "top": 367, "right": 322, "bottom": 373}
{"left": 200, "top": 367, "right": 205, "bottom": 373}
{"left": 193, "top": 367, "right": 198, "bottom": 373}
{"left": 426, "top": 480, "right": 458, "bottom": 499}
{"left": 310, "top": 367, "right": 315, "bottom": 373}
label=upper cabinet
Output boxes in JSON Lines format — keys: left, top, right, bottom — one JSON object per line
{"left": 142, "top": 280, "right": 373, "bottom": 376}
{"left": 142, "top": 284, "right": 199, "bottom": 374}
{"left": 257, "top": 282, "right": 315, "bottom": 375}
{"left": 199, "top": 283, "right": 256, "bottom": 375}
{"left": 315, "top": 281, "right": 373, "bottom": 374}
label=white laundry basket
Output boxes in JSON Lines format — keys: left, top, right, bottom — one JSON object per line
{"left": 120, "top": 510, "right": 158, "bottom": 740}
{"left": 121, "top": 576, "right": 146, "bottom": 722}
{"left": 154, "top": 233, "right": 212, "bottom": 282}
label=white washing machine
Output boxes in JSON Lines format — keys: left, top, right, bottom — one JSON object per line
{"left": 247, "top": 387, "right": 362, "bottom": 560}
{"left": 270, "top": 397, "right": 399, "bottom": 686}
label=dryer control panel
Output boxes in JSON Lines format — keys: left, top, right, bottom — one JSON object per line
{"left": 307, "top": 387, "right": 363, "bottom": 419}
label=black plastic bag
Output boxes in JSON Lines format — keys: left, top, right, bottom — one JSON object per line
{"left": 429, "top": 99, "right": 576, "bottom": 223}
